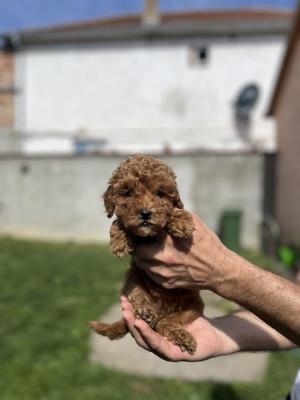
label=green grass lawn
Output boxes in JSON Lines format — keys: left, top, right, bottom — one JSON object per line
{"left": 0, "top": 237, "right": 299, "bottom": 400}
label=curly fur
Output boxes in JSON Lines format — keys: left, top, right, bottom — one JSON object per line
{"left": 89, "top": 154, "right": 203, "bottom": 354}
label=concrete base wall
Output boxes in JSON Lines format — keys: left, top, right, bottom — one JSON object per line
{"left": 0, "top": 154, "right": 264, "bottom": 248}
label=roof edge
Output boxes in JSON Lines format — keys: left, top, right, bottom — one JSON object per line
{"left": 0, "top": 8, "right": 293, "bottom": 37}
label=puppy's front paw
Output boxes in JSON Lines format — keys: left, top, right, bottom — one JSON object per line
{"left": 167, "top": 210, "right": 195, "bottom": 238}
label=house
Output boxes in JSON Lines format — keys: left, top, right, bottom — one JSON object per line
{"left": 0, "top": 1, "right": 296, "bottom": 248}
{"left": 268, "top": 5, "right": 300, "bottom": 244}
{"left": 0, "top": 2, "right": 293, "bottom": 155}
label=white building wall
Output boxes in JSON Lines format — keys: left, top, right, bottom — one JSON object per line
{"left": 15, "top": 36, "right": 285, "bottom": 152}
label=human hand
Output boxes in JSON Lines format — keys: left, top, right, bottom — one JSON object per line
{"left": 134, "top": 213, "right": 230, "bottom": 292}
{"left": 121, "top": 296, "right": 225, "bottom": 362}
{"left": 121, "top": 296, "right": 296, "bottom": 360}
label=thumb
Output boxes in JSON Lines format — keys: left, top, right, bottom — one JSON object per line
{"left": 133, "top": 319, "right": 162, "bottom": 352}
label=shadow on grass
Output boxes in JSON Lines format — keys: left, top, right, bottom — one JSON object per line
{"left": 210, "top": 383, "right": 241, "bottom": 400}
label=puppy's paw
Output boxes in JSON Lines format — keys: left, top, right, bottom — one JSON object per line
{"left": 135, "top": 307, "right": 157, "bottom": 329}
{"left": 175, "top": 330, "right": 197, "bottom": 355}
{"left": 167, "top": 210, "right": 195, "bottom": 238}
{"left": 157, "top": 323, "right": 197, "bottom": 355}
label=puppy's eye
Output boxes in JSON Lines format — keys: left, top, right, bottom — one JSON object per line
{"left": 121, "top": 190, "right": 132, "bottom": 197}
{"left": 156, "top": 190, "right": 165, "bottom": 198}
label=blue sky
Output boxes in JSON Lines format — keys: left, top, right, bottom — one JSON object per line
{"left": 0, "top": 0, "right": 297, "bottom": 34}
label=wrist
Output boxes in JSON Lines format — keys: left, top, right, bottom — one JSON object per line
{"left": 210, "top": 315, "right": 241, "bottom": 356}
{"left": 211, "top": 311, "right": 296, "bottom": 354}
{"left": 210, "top": 247, "right": 246, "bottom": 300}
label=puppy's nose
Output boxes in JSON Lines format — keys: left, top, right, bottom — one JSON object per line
{"left": 140, "top": 208, "right": 152, "bottom": 220}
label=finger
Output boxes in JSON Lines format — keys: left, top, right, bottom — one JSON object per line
{"left": 135, "top": 264, "right": 195, "bottom": 291}
{"left": 120, "top": 295, "right": 133, "bottom": 312}
{"left": 135, "top": 269, "right": 192, "bottom": 290}
{"left": 135, "top": 258, "right": 161, "bottom": 271}
{"left": 134, "top": 243, "right": 161, "bottom": 259}
{"left": 123, "top": 311, "right": 150, "bottom": 350}
{"left": 141, "top": 270, "right": 169, "bottom": 286}
{"left": 136, "top": 259, "right": 187, "bottom": 279}
{"left": 131, "top": 261, "right": 168, "bottom": 284}
{"left": 135, "top": 260, "right": 176, "bottom": 280}
{"left": 120, "top": 297, "right": 150, "bottom": 350}
{"left": 168, "top": 280, "right": 198, "bottom": 290}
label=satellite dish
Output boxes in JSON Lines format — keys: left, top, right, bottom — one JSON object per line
{"left": 235, "top": 84, "right": 260, "bottom": 119}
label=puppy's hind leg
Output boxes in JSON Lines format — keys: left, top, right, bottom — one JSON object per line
{"left": 88, "top": 318, "right": 128, "bottom": 340}
{"left": 156, "top": 321, "right": 197, "bottom": 355}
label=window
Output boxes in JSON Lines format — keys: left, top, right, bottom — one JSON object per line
{"left": 189, "top": 45, "right": 209, "bottom": 66}
{"left": 198, "top": 47, "right": 208, "bottom": 62}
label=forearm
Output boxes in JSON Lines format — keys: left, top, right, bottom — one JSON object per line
{"left": 215, "top": 250, "right": 300, "bottom": 346}
{"left": 211, "top": 310, "right": 296, "bottom": 355}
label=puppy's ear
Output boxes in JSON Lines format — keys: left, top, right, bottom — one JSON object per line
{"left": 173, "top": 188, "right": 184, "bottom": 209}
{"left": 103, "top": 184, "right": 115, "bottom": 218}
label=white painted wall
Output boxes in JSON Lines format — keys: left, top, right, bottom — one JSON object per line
{"left": 15, "top": 36, "right": 285, "bottom": 152}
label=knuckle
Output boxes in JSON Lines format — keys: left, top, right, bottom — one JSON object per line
{"left": 138, "top": 341, "right": 148, "bottom": 350}
{"left": 162, "top": 281, "right": 172, "bottom": 289}
{"left": 161, "top": 251, "right": 175, "bottom": 266}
